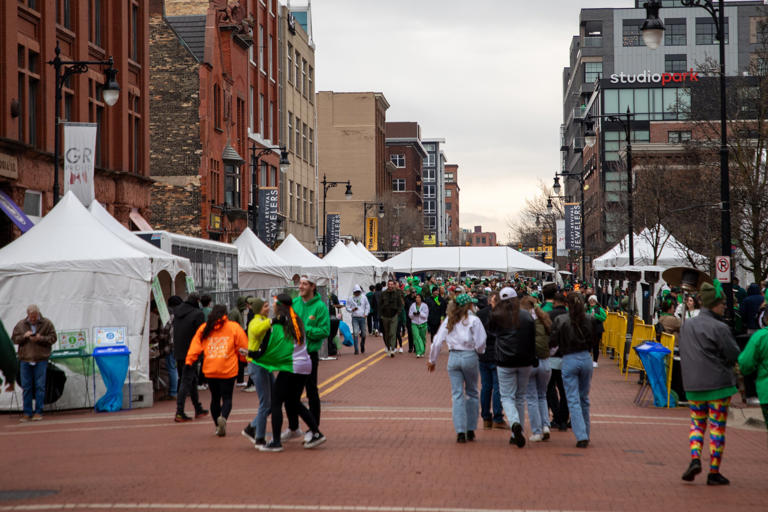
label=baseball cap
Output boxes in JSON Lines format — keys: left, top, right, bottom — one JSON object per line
{"left": 499, "top": 287, "right": 517, "bottom": 301}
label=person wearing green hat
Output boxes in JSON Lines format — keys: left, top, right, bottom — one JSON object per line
{"left": 678, "top": 280, "right": 741, "bottom": 486}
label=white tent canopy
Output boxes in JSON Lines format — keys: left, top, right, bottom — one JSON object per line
{"left": 323, "top": 242, "right": 377, "bottom": 322}
{"left": 0, "top": 192, "right": 153, "bottom": 410}
{"left": 89, "top": 201, "right": 192, "bottom": 279}
{"left": 234, "top": 227, "right": 298, "bottom": 289}
{"left": 384, "top": 246, "right": 555, "bottom": 274}
{"left": 347, "top": 241, "right": 390, "bottom": 281}
{"left": 274, "top": 234, "right": 335, "bottom": 285}
{"left": 593, "top": 225, "right": 708, "bottom": 271}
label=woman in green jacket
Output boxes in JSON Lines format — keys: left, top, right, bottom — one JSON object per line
{"left": 737, "top": 326, "right": 768, "bottom": 431}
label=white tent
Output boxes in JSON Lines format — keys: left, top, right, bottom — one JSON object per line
{"left": 89, "top": 201, "right": 192, "bottom": 279}
{"left": 323, "top": 242, "right": 377, "bottom": 323}
{"left": 347, "top": 241, "right": 390, "bottom": 281}
{"left": 0, "top": 192, "right": 153, "bottom": 410}
{"left": 274, "top": 234, "right": 335, "bottom": 285}
{"left": 593, "top": 225, "right": 708, "bottom": 271}
{"left": 384, "top": 246, "right": 555, "bottom": 274}
{"left": 234, "top": 227, "right": 298, "bottom": 289}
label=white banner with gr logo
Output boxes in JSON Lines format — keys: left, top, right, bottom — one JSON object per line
{"left": 63, "top": 122, "right": 98, "bottom": 206}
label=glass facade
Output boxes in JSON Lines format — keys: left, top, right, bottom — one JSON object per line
{"left": 604, "top": 87, "right": 690, "bottom": 121}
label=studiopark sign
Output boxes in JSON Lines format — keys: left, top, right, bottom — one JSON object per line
{"left": 609, "top": 69, "right": 699, "bottom": 86}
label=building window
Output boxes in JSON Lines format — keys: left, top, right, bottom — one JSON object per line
{"left": 665, "top": 18, "right": 687, "bottom": 46}
{"left": 424, "top": 184, "right": 436, "bottom": 198}
{"left": 249, "top": 86, "right": 254, "bottom": 132}
{"left": 390, "top": 154, "right": 405, "bottom": 167}
{"left": 302, "top": 123, "right": 308, "bottom": 161}
{"left": 296, "top": 185, "right": 302, "bottom": 223}
{"left": 269, "top": 101, "right": 274, "bottom": 141}
{"left": 22, "top": 190, "right": 42, "bottom": 217}
{"left": 270, "top": 165, "right": 277, "bottom": 188}
{"left": 303, "top": 186, "right": 308, "bottom": 225}
{"left": 259, "top": 25, "right": 265, "bottom": 72}
{"left": 603, "top": 87, "right": 690, "bottom": 121}
{"left": 308, "top": 66, "right": 314, "bottom": 101}
{"left": 259, "top": 94, "right": 265, "bottom": 135}
{"left": 622, "top": 19, "right": 646, "bottom": 47}
{"left": 57, "top": 0, "right": 72, "bottom": 29}
{"left": 392, "top": 178, "right": 406, "bottom": 191}
{"left": 584, "top": 62, "right": 602, "bottom": 83}
{"left": 128, "top": 94, "right": 142, "bottom": 173}
{"left": 309, "top": 128, "right": 314, "bottom": 164}
{"left": 287, "top": 112, "right": 293, "bottom": 152}
{"left": 750, "top": 17, "right": 768, "bottom": 44}
{"left": 445, "top": 172, "right": 454, "bottom": 181}
{"left": 260, "top": 161, "right": 267, "bottom": 187}
{"left": 268, "top": 35, "right": 273, "bottom": 79}
{"left": 583, "top": 20, "right": 602, "bottom": 47}
{"left": 213, "top": 84, "right": 221, "bottom": 130}
{"left": 423, "top": 168, "right": 435, "bottom": 181}
{"left": 130, "top": 1, "right": 140, "bottom": 62}
{"left": 424, "top": 216, "right": 436, "bottom": 231}
{"left": 665, "top": 54, "right": 687, "bottom": 73}
{"left": 424, "top": 201, "right": 436, "bottom": 214}
{"left": 88, "top": 78, "right": 106, "bottom": 166}
{"left": 287, "top": 43, "right": 293, "bottom": 83}
{"left": 445, "top": 202, "right": 452, "bottom": 211}
{"left": 88, "top": 0, "right": 104, "bottom": 47}
{"left": 294, "top": 50, "right": 301, "bottom": 93}
{"left": 288, "top": 180, "right": 294, "bottom": 220}
{"left": 696, "top": 17, "right": 728, "bottom": 45}
{"left": 295, "top": 116, "right": 302, "bottom": 159}
{"left": 309, "top": 190, "right": 315, "bottom": 226}
{"left": 667, "top": 130, "right": 692, "bottom": 143}
{"left": 17, "top": 45, "right": 41, "bottom": 148}
{"left": 302, "top": 59, "right": 308, "bottom": 98}
{"left": 224, "top": 164, "right": 240, "bottom": 208}
{"left": 445, "top": 189, "right": 452, "bottom": 198}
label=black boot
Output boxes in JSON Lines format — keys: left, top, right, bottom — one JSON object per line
{"left": 456, "top": 432, "right": 466, "bottom": 443}
{"left": 706, "top": 473, "right": 730, "bottom": 486}
{"left": 681, "top": 459, "right": 702, "bottom": 482}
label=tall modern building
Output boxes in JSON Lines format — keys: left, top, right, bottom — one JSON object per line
{"left": 561, "top": 0, "right": 765, "bottom": 269}
{"left": 421, "top": 138, "right": 448, "bottom": 245}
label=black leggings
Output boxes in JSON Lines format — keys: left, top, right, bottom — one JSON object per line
{"left": 288, "top": 351, "right": 320, "bottom": 430}
{"left": 272, "top": 371, "right": 320, "bottom": 439}
{"left": 207, "top": 377, "right": 236, "bottom": 425}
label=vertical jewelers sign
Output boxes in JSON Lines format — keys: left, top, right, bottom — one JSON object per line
{"left": 365, "top": 217, "right": 378, "bottom": 251}
{"left": 556, "top": 219, "right": 567, "bottom": 257}
{"left": 258, "top": 187, "right": 279, "bottom": 245}
{"left": 62, "top": 122, "right": 97, "bottom": 206}
{"left": 326, "top": 213, "right": 341, "bottom": 249}
{"left": 565, "top": 203, "right": 582, "bottom": 251}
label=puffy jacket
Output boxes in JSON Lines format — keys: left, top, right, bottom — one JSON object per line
{"left": 12, "top": 316, "right": 57, "bottom": 363}
{"left": 292, "top": 294, "right": 330, "bottom": 353}
{"left": 740, "top": 284, "right": 765, "bottom": 331}
{"left": 738, "top": 327, "right": 768, "bottom": 404}
{"left": 491, "top": 309, "right": 536, "bottom": 368}
{"left": 185, "top": 317, "right": 248, "bottom": 379}
{"left": 172, "top": 300, "right": 205, "bottom": 360}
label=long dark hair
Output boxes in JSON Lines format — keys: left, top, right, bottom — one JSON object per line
{"left": 520, "top": 296, "right": 551, "bottom": 333}
{"left": 200, "top": 304, "right": 227, "bottom": 341}
{"left": 567, "top": 293, "right": 586, "bottom": 330}
{"left": 275, "top": 301, "right": 305, "bottom": 344}
{"left": 490, "top": 297, "right": 520, "bottom": 329}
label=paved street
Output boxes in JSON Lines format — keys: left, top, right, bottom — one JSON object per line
{"left": 1, "top": 339, "right": 766, "bottom": 512}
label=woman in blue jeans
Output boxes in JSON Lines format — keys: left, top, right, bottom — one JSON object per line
{"left": 520, "top": 295, "right": 552, "bottom": 442}
{"left": 427, "top": 294, "right": 487, "bottom": 443}
{"left": 549, "top": 293, "right": 596, "bottom": 448}
{"left": 240, "top": 298, "right": 273, "bottom": 446}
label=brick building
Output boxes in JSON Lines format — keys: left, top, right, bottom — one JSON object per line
{"left": 444, "top": 163, "right": 460, "bottom": 245}
{"left": 149, "top": 0, "right": 282, "bottom": 243}
{"left": 385, "top": 122, "right": 425, "bottom": 212}
{"left": 468, "top": 225, "right": 496, "bottom": 247}
{"left": 0, "top": 0, "right": 152, "bottom": 247}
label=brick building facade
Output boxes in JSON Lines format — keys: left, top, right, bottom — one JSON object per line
{"left": 468, "top": 225, "right": 496, "bottom": 247}
{"left": 444, "top": 164, "right": 460, "bottom": 245}
{"left": 385, "top": 122, "right": 425, "bottom": 212}
{"left": 0, "top": 0, "right": 152, "bottom": 248}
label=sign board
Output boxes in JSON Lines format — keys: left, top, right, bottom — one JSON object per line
{"left": 365, "top": 217, "right": 378, "bottom": 251}
{"left": 62, "top": 122, "right": 97, "bottom": 206}
{"left": 556, "top": 219, "right": 566, "bottom": 257}
{"left": 57, "top": 329, "right": 88, "bottom": 350}
{"left": 0, "top": 152, "right": 18, "bottom": 179}
{"left": 326, "top": 213, "right": 341, "bottom": 250}
{"left": 564, "top": 203, "right": 582, "bottom": 251}
{"left": 258, "top": 187, "right": 279, "bottom": 245}
{"left": 0, "top": 190, "right": 34, "bottom": 233}
{"left": 93, "top": 326, "right": 127, "bottom": 347}
{"left": 185, "top": 276, "right": 196, "bottom": 293}
{"left": 151, "top": 276, "right": 171, "bottom": 326}
{"left": 391, "top": 234, "right": 400, "bottom": 249}
{"left": 715, "top": 256, "right": 731, "bottom": 283}
{"left": 423, "top": 234, "right": 436, "bottom": 246}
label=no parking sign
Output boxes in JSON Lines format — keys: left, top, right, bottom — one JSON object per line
{"left": 715, "top": 256, "right": 731, "bottom": 283}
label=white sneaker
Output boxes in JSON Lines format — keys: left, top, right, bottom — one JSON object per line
{"left": 280, "top": 428, "right": 304, "bottom": 442}
{"left": 235, "top": 381, "right": 248, "bottom": 387}
{"left": 197, "top": 384, "right": 208, "bottom": 391}
{"left": 542, "top": 426, "right": 551, "bottom": 441}
{"left": 242, "top": 385, "right": 256, "bottom": 393}
{"left": 529, "top": 433, "right": 544, "bottom": 442}
{"left": 304, "top": 431, "right": 313, "bottom": 443}
{"left": 592, "top": 361, "right": 599, "bottom": 368}
{"left": 746, "top": 397, "right": 760, "bottom": 406}
{"left": 398, "top": 347, "right": 404, "bottom": 353}
{"left": 389, "top": 350, "right": 395, "bottom": 358}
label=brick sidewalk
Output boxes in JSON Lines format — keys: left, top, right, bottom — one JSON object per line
{"left": 1, "top": 339, "right": 766, "bottom": 511}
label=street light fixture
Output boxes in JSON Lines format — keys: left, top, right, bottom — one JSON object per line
{"left": 642, "top": 0, "right": 734, "bottom": 322}
{"left": 321, "top": 174, "right": 353, "bottom": 255}
{"left": 640, "top": 1, "right": 665, "bottom": 49}
{"left": 48, "top": 42, "right": 120, "bottom": 204}
{"left": 249, "top": 144, "right": 289, "bottom": 241}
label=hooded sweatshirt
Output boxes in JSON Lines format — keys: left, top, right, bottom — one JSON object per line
{"left": 738, "top": 327, "right": 768, "bottom": 404}
{"left": 246, "top": 314, "right": 272, "bottom": 364}
{"left": 252, "top": 322, "right": 312, "bottom": 375}
{"left": 292, "top": 294, "right": 330, "bottom": 353}
{"left": 172, "top": 300, "right": 205, "bottom": 360}
{"left": 740, "top": 284, "right": 765, "bottom": 331}
{"left": 185, "top": 317, "right": 248, "bottom": 379}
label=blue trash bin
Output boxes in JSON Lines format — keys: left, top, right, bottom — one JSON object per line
{"left": 633, "top": 341, "right": 676, "bottom": 408}
{"left": 92, "top": 346, "right": 131, "bottom": 412}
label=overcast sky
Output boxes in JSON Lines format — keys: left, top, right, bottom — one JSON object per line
{"left": 310, "top": 0, "right": 637, "bottom": 243}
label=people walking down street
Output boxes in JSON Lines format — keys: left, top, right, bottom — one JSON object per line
{"left": 346, "top": 285, "right": 370, "bottom": 355}
{"left": 521, "top": 296, "right": 553, "bottom": 442}
{"left": 737, "top": 325, "right": 768, "bottom": 432}
{"left": 678, "top": 280, "right": 741, "bottom": 486}
{"left": 241, "top": 298, "right": 273, "bottom": 446}
{"left": 379, "top": 279, "right": 404, "bottom": 357}
{"left": 254, "top": 294, "right": 326, "bottom": 452}
{"left": 476, "top": 292, "right": 506, "bottom": 430}
{"left": 283, "top": 276, "right": 330, "bottom": 442}
{"left": 185, "top": 305, "right": 248, "bottom": 437}
{"left": 404, "top": 287, "right": 417, "bottom": 353}
{"left": 12, "top": 305, "right": 56, "bottom": 421}
{"left": 586, "top": 295, "right": 606, "bottom": 368}
{"left": 427, "top": 293, "right": 487, "bottom": 443}
{"left": 408, "top": 293, "right": 429, "bottom": 357}
{"left": 366, "top": 285, "right": 379, "bottom": 337}
{"left": 547, "top": 293, "right": 570, "bottom": 431}
{"left": 491, "top": 287, "right": 536, "bottom": 448}
{"left": 173, "top": 293, "right": 208, "bottom": 422}
{"left": 427, "top": 287, "right": 446, "bottom": 343}
{"left": 550, "top": 293, "right": 595, "bottom": 448}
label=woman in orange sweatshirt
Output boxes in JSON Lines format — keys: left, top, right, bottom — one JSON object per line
{"left": 186, "top": 304, "right": 248, "bottom": 437}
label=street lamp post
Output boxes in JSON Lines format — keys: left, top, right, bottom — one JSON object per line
{"left": 552, "top": 171, "right": 586, "bottom": 280}
{"left": 48, "top": 42, "right": 120, "bottom": 205}
{"left": 641, "top": 0, "right": 734, "bottom": 319}
{"left": 321, "top": 174, "right": 352, "bottom": 255}
{"left": 249, "top": 144, "right": 289, "bottom": 239}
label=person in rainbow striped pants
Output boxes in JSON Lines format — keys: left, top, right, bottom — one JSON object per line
{"left": 678, "top": 280, "right": 741, "bottom": 486}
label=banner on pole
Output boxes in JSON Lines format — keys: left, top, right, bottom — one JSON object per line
{"left": 62, "top": 122, "right": 97, "bottom": 206}
{"left": 365, "top": 217, "right": 378, "bottom": 251}
{"left": 565, "top": 203, "right": 582, "bottom": 251}
{"left": 258, "top": 187, "right": 279, "bottom": 245}
{"left": 326, "top": 213, "right": 341, "bottom": 250}
{"left": 556, "top": 219, "right": 567, "bottom": 257}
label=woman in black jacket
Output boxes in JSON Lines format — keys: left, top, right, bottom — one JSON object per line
{"left": 491, "top": 287, "right": 536, "bottom": 448}
{"left": 549, "top": 293, "right": 595, "bottom": 448}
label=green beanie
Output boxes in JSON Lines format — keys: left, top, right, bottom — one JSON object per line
{"left": 699, "top": 280, "right": 725, "bottom": 309}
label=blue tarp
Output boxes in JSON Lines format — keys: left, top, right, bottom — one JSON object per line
{"left": 93, "top": 346, "right": 130, "bottom": 412}
{"left": 633, "top": 341, "right": 676, "bottom": 408}
{"left": 339, "top": 321, "right": 353, "bottom": 347}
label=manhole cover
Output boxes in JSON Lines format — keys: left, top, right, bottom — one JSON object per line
{"left": 0, "top": 490, "right": 58, "bottom": 502}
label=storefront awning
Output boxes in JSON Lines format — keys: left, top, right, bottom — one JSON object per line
{"left": 129, "top": 208, "right": 153, "bottom": 231}
{"left": 0, "top": 190, "right": 34, "bottom": 233}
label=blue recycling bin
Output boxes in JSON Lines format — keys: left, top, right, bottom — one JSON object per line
{"left": 92, "top": 346, "right": 131, "bottom": 412}
{"left": 633, "top": 341, "right": 676, "bottom": 408}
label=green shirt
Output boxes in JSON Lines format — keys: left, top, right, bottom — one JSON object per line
{"left": 685, "top": 386, "right": 738, "bottom": 402}
{"left": 541, "top": 302, "right": 554, "bottom": 313}
{"left": 292, "top": 294, "right": 330, "bottom": 353}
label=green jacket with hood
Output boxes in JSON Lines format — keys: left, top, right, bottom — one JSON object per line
{"left": 292, "top": 294, "right": 330, "bottom": 353}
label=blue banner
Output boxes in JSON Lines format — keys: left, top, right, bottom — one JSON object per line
{"left": 0, "top": 190, "right": 35, "bottom": 233}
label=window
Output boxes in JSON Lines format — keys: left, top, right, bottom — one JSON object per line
{"left": 224, "top": 164, "right": 240, "bottom": 208}
{"left": 88, "top": 78, "right": 106, "bottom": 166}
{"left": 270, "top": 166, "right": 277, "bottom": 188}
{"left": 665, "top": 18, "right": 686, "bottom": 46}
{"left": 665, "top": 54, "right": 687, "bottom": 73}
{"left": 583, "top": 20, "right": 602, "bottom": 47}
{"left": 89, "top": 0, "right": 104, "bottom": 46}
{"left": 423, "top": 168, "right": 435, "bottom": 181}
{"left": 301, "top": 59, "right": 308, "bottom": 98}
{"left": 604, "top": 129, "right": 650, "bottom": 161}
{"left": 17, "top": 45, "right": 40, "bottom": 147}
{"left": 445, "top": 202, "right": 452, "bottom": 211}
{"left": 213, "top": 84, "right": 221, "bottom": 129}
{"left": 309, "top": 128, "right": 314, "bottom": 164}
{"left": 294, "top": 50, "right": 301, "bottom": 93}
{"left": 445, "top": 189, "right": 452, "bottom": 198}
{"left": 259, "top": 25, "right": 265, "bottom": 71}
{"left": 424, "top": 184, "right": 436, "bottom": 198}
{"left": 604, "top": 87, "right": 690, "bottom": 121}
{"left": 423, "top": 153, "right": 435, "bottom": 166}
{"left": 268, "top": 35, "right": 273, "bottom": 79}
{"left": 259, "top": 94, "right": 264, "bottom": 135}
{"left": 22, "top": 190, "right": 42, "bottom": 217}
{"left": 296, "top": 185, "right": 302, "bottom": 223}
{"left": 750, "top": 17, "right": 768, "bottom": 44}
{"left": 584, "top": 62, "right": 602, "bottom": 83}
{"left": 303, "top": 186, "right": 308, "bottom": 224}
{"left": 287, "top": 112, "right": 293, "bottom": 152}
{"left": 260, "top": 161, "right": 267, "bottom": 186}
{"left": 269, "top": 101, "right": 274, "bottom": 141}
{"left": 57, "top": 0, "right": 72, "bottom": 29}
{"left": 210, "top": 160, "right": 221, "bottom": 204}
{"left": 295, "top": 117, "right": 302, "bottom": 159}
{"left": 302, "top": 123, "right": 308, "bottom": 161}
{"left": 130, "top": 1, "right": 140, "bottom": 62}
{"left": 308, "top": 66, "right": 314, "bottom": 100}
{"left": 424, "top": 216, "right": 436, "bottom": 231}
{"left": 392, "top": 178, "right": 406, "bottom": 191}
{"left": 287, "top": 43, "right": 293, "bottom": 83}
{"left": 668, "top": 130, "right": 691, "bottom": 143}
{"left": 309, "top": 190, "right": 315, "bottom": 225}
{"left": 289, "top": 180, "right": 294, "bottom": 220}
{"left": 390, "top": 154, "right": 405, "bottom": 167}
{"left": 129, "top": 94, "right": 142, "bottom": 173}
{"left": 424, "top": 201, "right": 435, "bottom": 214}
{"left": 622, "top": 19, "right": 646, "bottom": 47}
{"left": 696, "top": 17, "right": 728, "bottom": 45}
{"left": 445, "top": 172, "right": 454, "bottom": 182}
